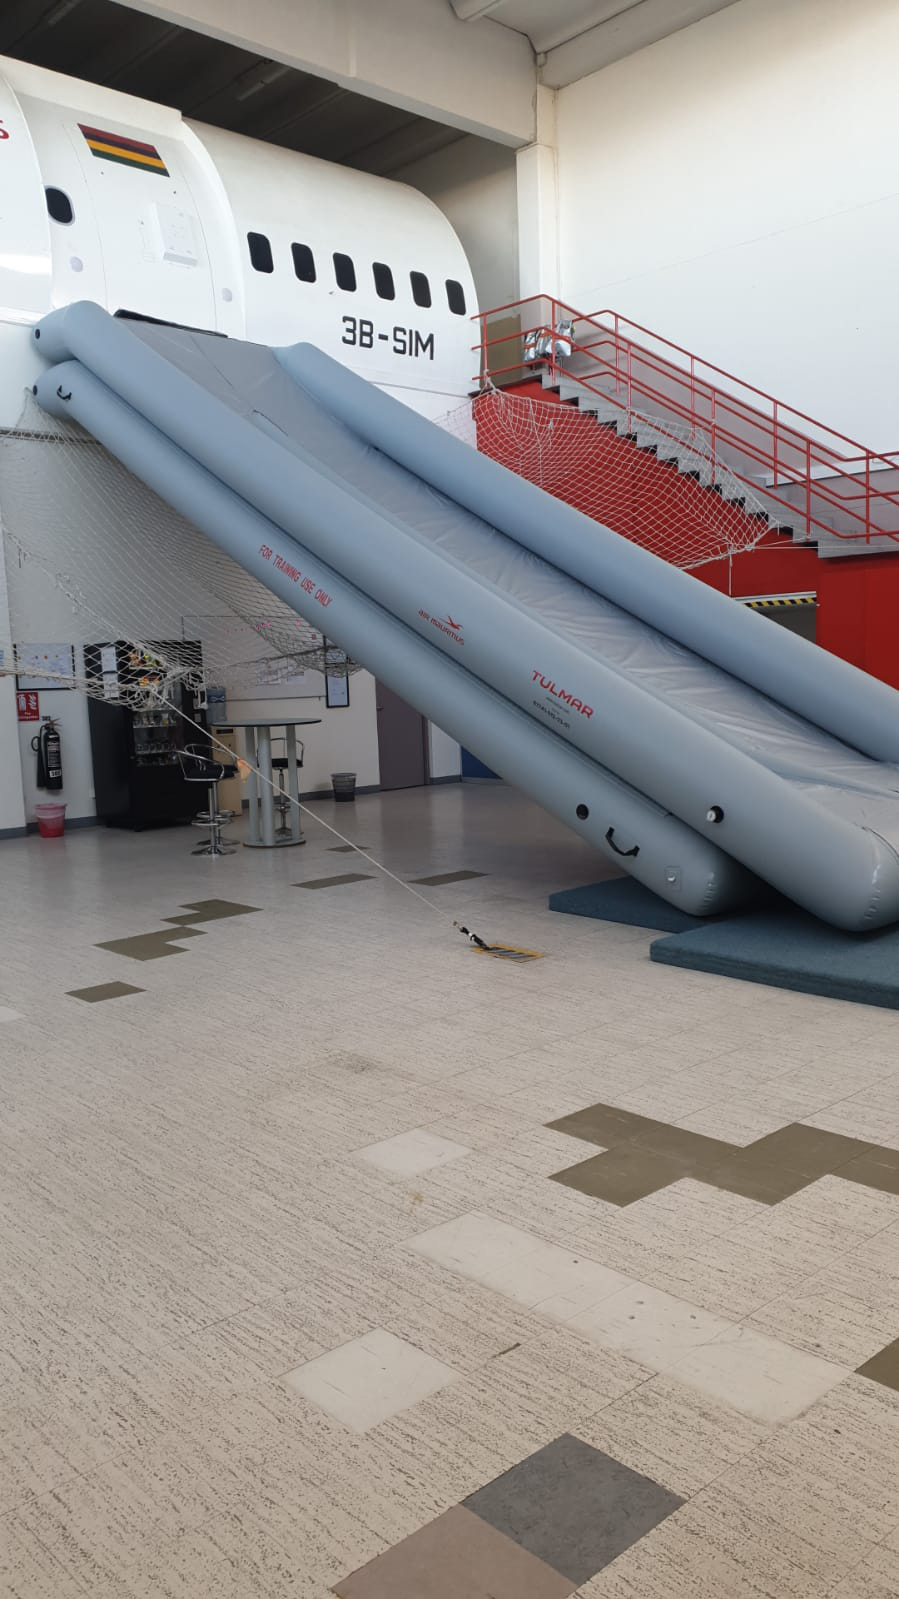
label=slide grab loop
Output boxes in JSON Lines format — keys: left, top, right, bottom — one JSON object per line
{"left": 605, "top": 826, "right": 639, "bottom": 858}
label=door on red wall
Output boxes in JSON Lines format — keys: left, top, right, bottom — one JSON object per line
{"left": 375, "top": 681, "right": 429, "bottom": 790}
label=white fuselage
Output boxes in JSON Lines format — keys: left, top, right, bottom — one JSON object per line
{"left": 0, "top": 55, "right": 478, "bottom": 427}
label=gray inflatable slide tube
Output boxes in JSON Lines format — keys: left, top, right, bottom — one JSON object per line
{"left": 32, "top": 302, "right": 899, "bottom": 930}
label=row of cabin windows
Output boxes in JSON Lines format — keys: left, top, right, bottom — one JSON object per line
{"left": 43, "top": 191, "right": 467, "bottom": 318}
{"left": 247, "top": 231, "right": 466, "bottom": 316}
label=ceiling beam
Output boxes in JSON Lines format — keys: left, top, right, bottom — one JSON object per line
{"left": 114, "top": 0, "right": 537, "bottom": 144}
{"left": 450, "top": 1, "right": 508, "bottom": 19}
{"left": 540, "top": 0, "right": 743, "bottom": 86}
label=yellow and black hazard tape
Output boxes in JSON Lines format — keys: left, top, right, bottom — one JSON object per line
{"left": 455, "top": 921, "right": 544, "bottom": 961}
{"left": 471, "top": 943, "right": 544, "bottom": 962}
{"left": 741, "top": 594, "right": 816, "bottom": 610}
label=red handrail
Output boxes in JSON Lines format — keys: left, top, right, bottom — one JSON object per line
{"left": 471, "top": 296, "right": 899, "bottom": 547}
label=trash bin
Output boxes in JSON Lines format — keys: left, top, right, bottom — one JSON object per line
{"left": 331, "top": 772, "right": 356, "bottom": 803}
{"left": 35, "top": 801, "right": 66, "bottom": 838}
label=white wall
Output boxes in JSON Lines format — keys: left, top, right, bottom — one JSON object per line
{"left": 12, "top": 674, "right": 384, "bottom": 823}
{"left": 217, "top": 672, "right": 381, "bottom": 795}
{"left": 16, "top": 669, "right": 95, "bottom": 825}
{"left": 0, "top": 542, "right": 26, "bottom": 833}
{"left": 0, "top": 412, "right": 388, "bottom": 827}
{"left": 398, "top": 135, "right": 520, "bottom": 315}
{"left": 555, "top": 0, "right": 899, "bottom": 448}
{"left": 428, "top": 722, "right": 461, "bottom": 781}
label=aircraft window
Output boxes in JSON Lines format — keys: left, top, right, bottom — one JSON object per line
{"left": 333, "top": 252, "right": 357, "bottom": 291}
{"left": 372, "top": 262, "right": 395, "bottom": 300}
{"left": 247, "top": 231, "right": 274, "bottom": 273}
{"left": 410, "top": 271, "right": 432, "bottom": 308}
{"left": 45, "top": 187, "right": 74, "bottom": 225}
{"left": 446, "top": 278, "right": 466, "bottom": 316}
{"left": 291, "top": 242, "right": 316, "bottom": 282}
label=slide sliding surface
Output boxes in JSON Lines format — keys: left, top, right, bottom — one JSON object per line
{"left": 32, "top": 302, "right": 899, "bottom": 930}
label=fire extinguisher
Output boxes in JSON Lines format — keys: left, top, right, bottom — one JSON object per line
{"left": 32, "top": 718, "right": 63, "bottom": 791}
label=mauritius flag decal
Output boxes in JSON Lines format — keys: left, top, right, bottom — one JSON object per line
{"left": 78, "top": 124, "right": 169, "bottom": 176}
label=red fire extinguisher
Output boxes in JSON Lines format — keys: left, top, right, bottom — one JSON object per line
{"left": 32, "top": 718, "right": 63, "bottom": 791}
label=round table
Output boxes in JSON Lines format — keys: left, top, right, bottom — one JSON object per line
{"left": 210, "top": 719, "right": 322, "bottom": 848}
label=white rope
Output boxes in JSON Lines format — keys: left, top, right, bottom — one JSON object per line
{"left": 168, "top": 697, "right": 487, "bottom": 941}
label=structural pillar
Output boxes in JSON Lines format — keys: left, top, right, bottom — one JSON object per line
{"left": 515, "top": 86, "right": 560, "bottom": 304}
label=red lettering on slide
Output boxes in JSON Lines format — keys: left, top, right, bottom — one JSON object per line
{"left": 532, "top": 671, "right": 594, "bottom": 718}
{"left": 260, "top": 544, "right": 329, "bottom": 601}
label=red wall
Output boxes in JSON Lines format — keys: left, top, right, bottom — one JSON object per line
{"left": 492, "top": 382, "right": 899, "bottom": 689}
{"left": 815, "top": 555, "right": 899, "bottom": 690}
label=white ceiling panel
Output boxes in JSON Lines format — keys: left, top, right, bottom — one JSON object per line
{"left": 449, "top": 0, "right": 743, "bottom": 84}
{"left": 451, "top": 0, "right": 644, "bottom": 54}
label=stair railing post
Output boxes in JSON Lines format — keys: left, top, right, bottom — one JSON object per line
{"left": 772, "top": 400, "right": 779, "bottom": 489}
{"left": 866, "top": 452, "right": 871, "bottom": 545}
{"left": 689, "top": 354, "right": 696, "bottom": 443}
{"left": 806, "top": 438, "right": 812, "bottom": 541}
{"left": 614, "top": 311, "right": 621, "bottom": 399}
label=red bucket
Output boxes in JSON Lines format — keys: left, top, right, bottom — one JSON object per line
{"left": 35, "top": 802, "right": 66, "bottom": 838}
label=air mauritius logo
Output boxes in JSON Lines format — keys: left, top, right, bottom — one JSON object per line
{"left": 533, "top": 671, "right": 594, "bottom": 717}
{"left": 418, "top": 608, "right": 464, "bottom": 645}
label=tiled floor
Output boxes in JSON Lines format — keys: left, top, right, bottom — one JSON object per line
{"left": 2, "top": 782, "right": 899, "bottom": 1596}
{"left": 282, "top": 1328, "right": 458, "bottom": 1432}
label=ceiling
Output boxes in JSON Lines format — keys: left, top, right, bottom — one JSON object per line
{"left": 0, "top": 0, "right": 467, "bottom": 175}
{"left": 451, "top": 0, "right": 648, "bottom": 53}
{"left": 448, "top": 0, "right": 743, "bottom": 85}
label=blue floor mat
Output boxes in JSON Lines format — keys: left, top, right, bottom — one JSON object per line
{"left": 548, "top": 877, "right": 722, "bottom": 934}
{"left": 651, "top": 909, "right": 899, "bottom": 1011}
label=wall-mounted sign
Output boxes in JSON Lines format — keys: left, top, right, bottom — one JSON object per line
{"left": 16, "top": 643, "right": 75, "bottom": 692}
{"left": 324, "top": 644, "right": 350, "bottom": 709}
{"left": 16, "top": 690, "right": 39, "bottom": 721}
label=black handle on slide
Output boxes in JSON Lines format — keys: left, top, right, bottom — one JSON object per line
{"left": 605, "top": 826, "right": 639, "bottom": 858}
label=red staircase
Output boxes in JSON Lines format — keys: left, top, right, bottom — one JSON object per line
{"left": 473, "top": 296, "right": 899, "bottom": 557}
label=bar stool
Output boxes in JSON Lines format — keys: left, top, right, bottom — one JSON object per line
{"left": 177, "top": 743, "right": 239, "bottom": 856}
{"left": 271, "top": 736, "right": 304, "bottom": 839}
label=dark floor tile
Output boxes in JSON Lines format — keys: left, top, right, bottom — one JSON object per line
{"left": 857, "top": 1337, "right": 899, "bottom": 1392}
{"left": 67, "top": 981, "right": 145, "bottom": 1002}
{"left": 463, "top": 1433, "right": 683, "bottom": 1586}
{"left": 95, "top": 931, "right": 199, "bottom": 961}
{"left": 548, "top": 1102, "right": 658, "bottom": 1150}
{"left": 630, "top": 1123, "right": 735, "bottom": 1171}
{"left": 551, "top": 1146, "right": 692, "bottom": 1206}
{"left": 743, "top": 1124, "right": 873, "bottom": 1178}
{"left": 840, "top": 1149, "right": 899, "bottom": 1196}
{"left": 333, "top": 1505, "right": 574, "bottom": 1598}
{"left": 703, "top": 1156, "right": 813, "bottom": 1205}
{"left": 176, "top": 898, "right": 262, "bottom": 920}
{"left": 410, "top": 870, "right": 487, "bottom": 886}
{"left": 295, "top": 874, "right": 373, "bottom": 889}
